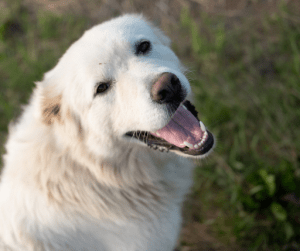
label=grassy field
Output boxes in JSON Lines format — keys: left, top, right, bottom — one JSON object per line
{"left": 0, "top": 0, "right": 300, "bottom": 250}
{"left": 179, "top": 4, "right": 300, "bottom": 250}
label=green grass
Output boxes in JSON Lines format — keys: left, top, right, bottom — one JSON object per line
{"left": 179, "top": 3, "right": 300, "bottom": 250}
{"left": 0, "top": 1, "right": 299, "bottom": 250}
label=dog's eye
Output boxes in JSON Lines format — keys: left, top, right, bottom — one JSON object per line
{"left": 96, "top": 82, "right": 110, "bottom": 95}
{"left": 135, "top": 40, "right": 151, "bottom": 55}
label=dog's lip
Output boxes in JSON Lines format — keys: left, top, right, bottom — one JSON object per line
{"left": 148, "top": 130, "right": 214, "bottom": 155}
{"left": 124, "top": 130, "right": 214, "bottom": 156}
{"left": 124, "top": 100, "right": 214, "bottom": 156}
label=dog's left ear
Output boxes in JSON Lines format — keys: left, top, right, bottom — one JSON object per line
{"left": 36, "top": 82, "right": 62, "bottom": 125}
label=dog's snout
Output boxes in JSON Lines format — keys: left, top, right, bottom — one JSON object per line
{"left": 151, "top": 73, "right": 184, "bottom": 104}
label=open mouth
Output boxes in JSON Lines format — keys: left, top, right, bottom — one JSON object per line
{"left": 125, "top": 100, "right": 214, "bottom": 156}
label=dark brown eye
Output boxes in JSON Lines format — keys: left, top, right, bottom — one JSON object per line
{"left": 135, "top": 40, "right": 151, "bottom": 55}
{"left": 96, "top": 82, "right": 110, "bottom": 94}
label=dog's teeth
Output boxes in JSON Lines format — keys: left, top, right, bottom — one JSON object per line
{"left": 184, "top": 141, "right": 193, "bottom": 149}
{"left": 194, "top": 144, "right": 199, "bottom": 149}
{"left": 198, "top": 131, "right": 208, "bottom": 147}
{"left": 198, "top": 139, "right": 204, "bottom": 146}
{"left": 200, "top": 121, "right": 206, "bottom": 132}
{"left": 182, "top": 104, "right": 188, "bottom": 110}
{"left": 156, "top": 132, "right": 160, "bottom": 136}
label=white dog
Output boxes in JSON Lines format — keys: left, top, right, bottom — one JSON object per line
{"left": 0, "top": 14, "right": 214, "bottom": 251}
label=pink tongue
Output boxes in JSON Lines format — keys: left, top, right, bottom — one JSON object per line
{"left": 150, "top": 106, "right": 204, "bottom": 148}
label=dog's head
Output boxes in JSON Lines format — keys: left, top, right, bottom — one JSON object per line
{"left": 38, "top": 14, "right": 214, "bottom": 159}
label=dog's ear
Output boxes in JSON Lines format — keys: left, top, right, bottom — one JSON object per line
{"left": 42, "top": 94, "right": 61, "bottom": 125}
{"left": 37, "top": 82, "right": 62, "bottom": 125}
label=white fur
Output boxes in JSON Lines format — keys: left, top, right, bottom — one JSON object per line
{"left": 0, "top": 15, "right": 211, "bottom": 251}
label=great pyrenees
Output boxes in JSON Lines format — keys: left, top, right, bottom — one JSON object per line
{"left": 0, "top": 14, "right": 214, "bottom": 251}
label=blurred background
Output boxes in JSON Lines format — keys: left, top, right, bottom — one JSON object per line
{"left": 0, "top": 0, "right": 299, "bottom": 250}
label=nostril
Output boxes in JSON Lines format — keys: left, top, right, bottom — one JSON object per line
{"left": 157, "top": 89, "right": 171, "bottom": 103}
{"left": 170, "top": 74, "right": 179, "bottom": 86}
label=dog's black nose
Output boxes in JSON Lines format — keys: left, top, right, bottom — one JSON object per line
{"left": 151, "top": 73, "right": 185, "bottom": 104}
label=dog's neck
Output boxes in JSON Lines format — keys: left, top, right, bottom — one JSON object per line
{"left": 42, "top": 131, "right": 179, "bottom": 221}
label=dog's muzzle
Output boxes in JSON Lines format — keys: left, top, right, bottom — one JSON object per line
{"left": 125, "top": 73, "right": 215, "bottom": 157}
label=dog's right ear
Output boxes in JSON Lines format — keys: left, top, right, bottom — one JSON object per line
{"left": 36, "top": 81, "right": 62, "bottom": 125}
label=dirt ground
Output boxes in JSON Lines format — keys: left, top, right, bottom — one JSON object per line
{"left": 16, "top": 0, "right": 289, "bottom": 250}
